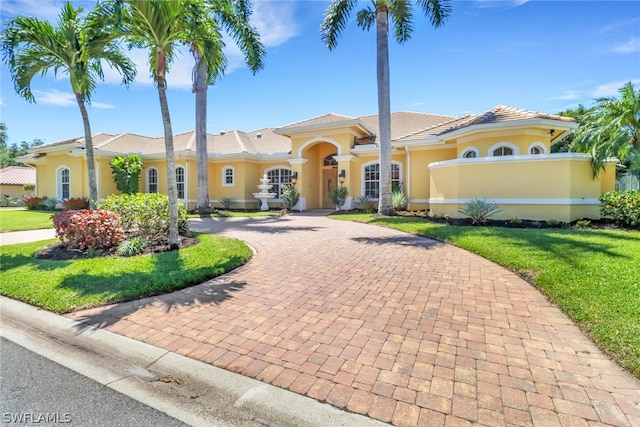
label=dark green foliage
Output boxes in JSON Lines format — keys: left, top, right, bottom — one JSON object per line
{"left": 110, "top": 154, "right": 143, "bottom": 194}
{"left": 116, "top": 237, "right": 149, "bottom": 257}
{"left": 97, "top": 193, "right": 189, "bottom": 242}
{"left": 329, "top": 185, "right": 349, "bottom": 209}
{"left": 599, "top": 190, "right": 640, "bottom": 228}
{"left": 457, "top": 198, "right": 502, "bottom": 224}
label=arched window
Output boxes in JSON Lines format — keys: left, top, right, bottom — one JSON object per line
{"left": 493, "top": 146, "right": 514, "bottom": 156}
{"left": 530, "top": 147, "right": 541, "bottom": 155}
{"left": 363, "top": 162, "right": 401, "bottom": 198}
{"left": 323, "top": 153, "right": 338, "bottom": 166}
{"left": 57, "top": 167, "right": 70, "bottom": 200}
{"left": 488, "top": 142, "right": 519, "bottom": 157}
{"left": 176, "top": 166, "right": 185, "bottom": 199}
{"left": 528, "top": 142, "right": 545, "bottom": 155}
{"left": 147, "top": 168, "right": 158, "bottom": 193}
{"left": 461, "top": 148, "right": 479, "bottom": 159}
{"left": 266, "top": 168, "right": 292, "bottom": 198}
{"left": 222, "top": 166, "right": 235, "bottom": 186}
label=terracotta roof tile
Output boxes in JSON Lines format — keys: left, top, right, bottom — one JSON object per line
{"left": 0, "top": 166, "right": 36, "bottom": 185}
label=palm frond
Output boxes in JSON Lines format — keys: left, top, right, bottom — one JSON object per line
{"left": 390, "top": 0, "right": 414, "bottom": 43}
{"left": 321, "top": 0, "right": 358, "bottom": 50}
{"left": 415, "top": 0, "right": 452, "bottom": 28}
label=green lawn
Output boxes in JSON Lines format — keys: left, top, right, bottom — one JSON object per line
{"left": 0, "top": 233, "right": 252, "bottom": 313}
{"left": 333, "top": 213, "right": 640, "bottom": 378}
{"left": 0, "top": 208, "right": 54, "bottom": 232}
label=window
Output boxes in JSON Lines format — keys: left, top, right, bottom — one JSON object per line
{"left": 363, "top": 163, "right": 400, "bottom": 198}
{"left": 528, "top": 143, "right": 545, "bottom": 155}
{"left": 493, "top": 146, "right": 514, "bottom": 156}
{"left": 57, "top": 167, "right": 70, "bottom": 200}
{"left": 222, "top": 167, "right": 234, "bottom": 186}
{"left": 323, "top": 153, "right": 338, "bottom": 166}
{"left": 176, "top": 166, "right": 185, "bottom": 199}
{"left": 266, "top": 168, "right": 292, "bottom": 198}
{"left": 462, "top": 148, "right": 478, "bottom": 158}
{"left": 147, "top": 168, "right": 158, "bottom": 193}
{"left": 530, "top": 146, "right": 542, "bottom": 155}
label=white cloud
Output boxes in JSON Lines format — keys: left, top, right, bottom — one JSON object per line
{"left": 597, "top": 18, "right": 640, "bottom": 35}
{"left": 612, "top": 37, "right": 640, "bottom": 54}
{"left": 251, "top": 0, "right": 300, "bottom": 47}
{"left": 552, "top": 91, "right": 583, "bottom": 101}
{"left": 0, "top": 0, "right": 67, "bottom": 21}
{"left": 551, "top": 79, "right": 640, "bottom": 103}
{"left": 473, "top": 0, "right": 530, "bottom": 9}
{"left": 32, "top": 89, "right": 114, "bottom": 108}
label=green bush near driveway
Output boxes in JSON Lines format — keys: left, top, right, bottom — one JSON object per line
{"left": 333, "top": 213, "right": 640, "bottom": 379}
{"left": 0, "top": 233, "right": 252, "bottom": 313}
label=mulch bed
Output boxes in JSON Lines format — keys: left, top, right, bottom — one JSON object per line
{"left": 35, "top": 236, "right": 199, "bottom": 261}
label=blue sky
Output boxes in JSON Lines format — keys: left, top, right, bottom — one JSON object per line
{"left": 1, "top": 0, "right": 639, "bottom": 146}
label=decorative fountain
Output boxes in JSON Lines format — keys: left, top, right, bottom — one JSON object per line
{"left": 253, "top": 173, "right": 277, "bottom": 211}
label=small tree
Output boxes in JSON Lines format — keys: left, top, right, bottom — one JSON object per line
{"left": 23, "top": 183, "right": 35, "bottom": 195}
{"left": 281, "top": 184, "right": 300, "bottom": 211}
{"left": 110, "top": 154, "right": 142, "bottom": 194}
{"left": 329, "top": 185, "right": 349, "bottom": 210}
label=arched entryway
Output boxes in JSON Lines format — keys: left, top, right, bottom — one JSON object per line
{"left": 298, "top": 140, "right": 342, "bottom": 210}
{"left": 321, "top": 153, "right": 338, "bottom": 208}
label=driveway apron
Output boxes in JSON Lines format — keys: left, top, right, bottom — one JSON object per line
{"left": 67, "top": 214, "right": 640, "bottom": 426}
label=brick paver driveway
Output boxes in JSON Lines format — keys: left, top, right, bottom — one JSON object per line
{"left": 68, "top": 213, "right": 640, "bottom": 426}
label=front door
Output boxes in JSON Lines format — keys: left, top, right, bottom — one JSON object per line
{"left": 322, "top": 168, "right": 337, "bottom": 208}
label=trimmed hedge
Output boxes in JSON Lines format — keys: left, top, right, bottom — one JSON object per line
{"left": 600, "top": 190, "right": 640, "bottom": 228}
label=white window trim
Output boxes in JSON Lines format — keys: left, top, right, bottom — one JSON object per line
{"left": 360, "top": 160, "right": 403, "bottom": 200}
{"left": 461, "top": 147, "right": 479, "bottom": 159}
{"left": 222, "top": 166, "right": 235, "bottom": 187}
{"left": 56, "top": 165, "right": 70, "bottom": 200}
{"left": 488, "top": 142, "right": 519, "bottom": 157}
{"left": 146, "top": 167, "right": 159, "bottom": 193}
{"left": 264, "top": 166, "right": 293, "bottom": 200}
{"left": 175, "top": 165, "right": 186, "bottom": 200}
{"left": 528, "top": 141, "right": 546, "bottom": 155}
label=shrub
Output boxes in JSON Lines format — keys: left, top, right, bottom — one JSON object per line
{"left": 97, "top": 193, "right": 189, "bottom": 242}
{"left": 52, "top": 209, "right": 124, "bottom": 250}
{"left": 391, "top": 190, "right": 408, "bottom": 211}
{"left": 356, "top": 195, "right": 377, "bottom": 213}
{"left": 42, "top": 198, "right": 59, "bottom": 211}
{"left": 116, "top": 238, "right": 149, "bottom": 257}
{"left": 531, "top": 221, "right": 541, "bottom": 228}
{"left": 457, "top": 198, "right": 502, "bottom": 225}
{"left": 328, "top": 185, "right": 349, "bottom": 209}
{"left": 62, "top": 197, "right": 90, "bottom": 210}
{"left": 22, "top": 183, "right": 35, "bottom": 193}
{"left": 281, "top": 184, "right": 300, "bottom": 211}
{"left": 547, "top": 219, "right": 564, "bottom": 228}
{"left": 23, "top": 196, "right": 47, "bottom": 210}
{"left": 510, "top": 217, "right": 523, "bottom": 225}
{"left": 599, "top": 190, "right": 640, "bottom": 228}
{"left": 219, "top": 197, "right": 235, "bottom": 210}
{"left": 110, "top": 154, "right": 143, "bottom": 194}
{"left": 576, "top": 219, "right": 591, "bottom": 228}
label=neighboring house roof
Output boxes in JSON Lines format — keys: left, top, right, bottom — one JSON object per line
{"left": 26, "top": 106, "right": 576, "bottom": 159}
{"left": 0, "top": 166, "right": 36, "bottom": 185}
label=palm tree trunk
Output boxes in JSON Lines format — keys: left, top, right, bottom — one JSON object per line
{"left": 193, "top": 48, "right": 211, "bottom": 213}
{"left": 75, "top": 93, "right": 98, "bottom": 208}
{"left": 376, "top": 4, "right": 393, "bottom": 216}
{"left": 156, "top": 76, "right": 180, "bottom": 249}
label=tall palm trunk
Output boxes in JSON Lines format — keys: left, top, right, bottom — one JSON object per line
{"left": 193, "top": 47, "right": 210, "bottom": 213}
{"left": 75, "top": 92, "right": 98, "bottom": 207}
{"left": 156, "top": 67, "right": 180, "bottom": 248}
{"left": 376, "top": 4, "right": 393, "bottom": 215}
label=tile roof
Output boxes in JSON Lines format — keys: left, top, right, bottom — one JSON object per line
{"left": 0, "top": 166, "right": 36, "bottom": 185}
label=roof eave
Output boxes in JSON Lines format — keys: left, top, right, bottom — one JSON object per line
{"left": 436, "top": 118, "right": 578, "bottom": 142}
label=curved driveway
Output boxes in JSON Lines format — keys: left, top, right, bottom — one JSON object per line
{"left": 67, "top": 213, "right": 640, "bottom": 426}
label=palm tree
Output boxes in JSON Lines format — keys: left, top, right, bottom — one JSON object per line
{"left": 321, "top": 0, "right": 451, "bottom": 215}
{"left": 1, "top": 2, "right": 136, "bottom": 206}
{"left": 191, "top": 0, "right": 265, "bottom": 213}
{"left": 0, "top": 123, "right": 7, "bottom": 148}
{"left": 571, "top": 81, "right": 640, "bottom": 177}
{"left": 114, "top": 0, "right": 222, "bottom": 248}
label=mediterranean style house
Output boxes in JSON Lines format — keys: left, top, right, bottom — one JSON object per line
{"left": 21, "top": 105, "right": 616, "bottom": 222}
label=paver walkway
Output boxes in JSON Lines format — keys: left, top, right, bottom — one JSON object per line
{"left": 67, "top": 214, "right": 640, "bottom": 426}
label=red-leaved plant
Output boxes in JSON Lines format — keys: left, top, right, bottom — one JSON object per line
{"left": 52, "top": 210, "right": 124, "bottom": 250}
{"left": 62, "top": 197, "right": 90, "bottom": 210}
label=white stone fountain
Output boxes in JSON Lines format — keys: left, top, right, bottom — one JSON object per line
{"left": 253, "top": 173, "right": 277, "bottom": 211}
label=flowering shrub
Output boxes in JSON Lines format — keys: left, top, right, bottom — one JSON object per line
{"left": 62, "top": 197, "right": 90, "bottom": 210}
{"left": 52, "top": 210, "right": 124, "bottom": 250}
{"left": 23, "top": 196, "right": 47, "bottom": 210}
{"left": 599, "top": 190, "right": 640, "bottom": 228}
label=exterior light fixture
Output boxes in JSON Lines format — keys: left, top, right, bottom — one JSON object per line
{"left": 291, "top": 171, "right": 298, "bottom": 184}
{"left": 338, "top": 169, "right": 346, "bottom": 184}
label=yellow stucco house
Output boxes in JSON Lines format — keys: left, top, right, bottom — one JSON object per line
{"left": 21, "top": 105, "right": 616, "bottom": 222}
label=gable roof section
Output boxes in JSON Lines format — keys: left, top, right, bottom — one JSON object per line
{"left": 0, "top": 166, "right": 36, "bottom": 185}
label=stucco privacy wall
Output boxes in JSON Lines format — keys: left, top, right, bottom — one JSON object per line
{"left": 428, "top": 154, "right": 616, "bottom": 222}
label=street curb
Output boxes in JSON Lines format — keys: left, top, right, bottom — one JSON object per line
{"left": 0, "top": 296, "right": 388, "bottom": 427}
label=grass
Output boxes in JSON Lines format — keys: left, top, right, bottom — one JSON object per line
{"left": 0, "top": 233, "right": 252, "bottom": 314}
{"left": 0, "top": 208, "right": 54, "bottom": 232}
{"left": 333, "top": 213, "right": 640, "bottom": 378}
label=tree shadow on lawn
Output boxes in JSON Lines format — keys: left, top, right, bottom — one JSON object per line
{"left": 62, "top": 247, "right": 249, "bottom": 332}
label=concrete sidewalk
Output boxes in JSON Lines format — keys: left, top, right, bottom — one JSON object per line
{"left": 59, "top": 214, "right": 638, "bottom": 426}
{"left": 0, "top": 228, "right": 56, "bottom": 246}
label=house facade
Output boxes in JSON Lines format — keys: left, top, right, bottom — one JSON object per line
{"left": 0, "top": 166, "right": 36, "bottom": 201}
{"left": 21, "top": 105, "right": 616, "bottom": 222}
